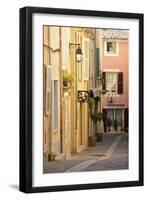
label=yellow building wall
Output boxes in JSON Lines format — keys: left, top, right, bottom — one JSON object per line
{"left": 70, "top": 28, "right": 90, "bottom": 153}
{"left": 43, "top": 26, "right": 49, "bottom": 154}
{"left": 70, "top": 29, "right": 77, "bottom": 153}
{"left": 44, "top": 26, "right": 95, "bottom": 159}
{"left": 61, "top": 27, "right": 72, "bottom": 158}
{"left": 49, "top": 27, "right": 61, "bottom": 154}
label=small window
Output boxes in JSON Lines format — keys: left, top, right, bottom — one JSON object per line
{"left": 105, "top": 41, "right": 118, "bottom": 55}
{"left": 107, "top": 42, "right": 116, "bottom": 53}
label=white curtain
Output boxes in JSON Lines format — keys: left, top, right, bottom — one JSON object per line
{"left": 106, "top": 72, "right": 117, "bottom": 92}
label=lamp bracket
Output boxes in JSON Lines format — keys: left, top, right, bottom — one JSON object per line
{"left": 69, "top": 43, "right": 80, "bottom": 48}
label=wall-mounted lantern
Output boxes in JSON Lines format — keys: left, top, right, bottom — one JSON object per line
{"left": 69, "top": 43, "right": 83, "bottom": 63}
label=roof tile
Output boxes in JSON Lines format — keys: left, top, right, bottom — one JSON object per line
{"left": 102, "top": 29, "right": 128, "bottom": 40}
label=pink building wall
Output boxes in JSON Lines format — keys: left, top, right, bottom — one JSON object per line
{"left": 102, "top": 40, "right": 128, "bottom": 108}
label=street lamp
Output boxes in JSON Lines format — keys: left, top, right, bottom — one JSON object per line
{"left": 69, "top": 43, "right": 83, "bottom": 63}
{"left": 75, "top": 46, "right": 83, "bottom": 63}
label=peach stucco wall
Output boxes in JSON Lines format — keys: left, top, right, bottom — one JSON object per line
{"left": 102, "top": 40, "right": 128, "bottom": 107}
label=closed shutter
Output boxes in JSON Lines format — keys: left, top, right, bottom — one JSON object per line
{"left": 103, "top": 109, "right": 107, "bottom": 132}
{"left": 118, "top": 72, "right": 123, "bottom": 94}
{"left": 51, "top": 66, "right": 60, "bottom": 131}
{"left": 95, "top": 48, "right": 99, "bottom": 79}
{"left": 102, "top": 72, "right": 106, "bottom": 94}
{"left": 82, "top": 37, "right": 89, "bottom": 80}
{"left": 124, "top": 108, "right": 128, "bottom": 132}
{"left": 45, "top": 65, "right": 51, "bottom": 115}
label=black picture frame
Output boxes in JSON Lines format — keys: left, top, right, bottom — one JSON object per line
{"left": 19, "top": 6, "right": 144, "bottom": 193}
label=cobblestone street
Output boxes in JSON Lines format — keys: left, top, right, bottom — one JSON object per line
{"left": 44, "top": 133, "right": 128, "bottom": 173}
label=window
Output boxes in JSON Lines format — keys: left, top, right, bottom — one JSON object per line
{"left": 103, "top": 108, "right": 126, "bottom": 132}
{"left": 105, "top": 41, "right": 118, "bottom": 56}
{"left": 106, "top": 72, "right": 117, "bottom": 94}
{"left": 103, "top": 72, "right": 123, "bottom": 95}
{"left": 106, "top": 109, "right": 124, "bottom": 132}
{"left": 53, "top": 80, "right": 58, "bottom": 130}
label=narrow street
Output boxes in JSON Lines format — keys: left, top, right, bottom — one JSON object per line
{"left": 44, "top": 133, "right": 128, "bottom": 173}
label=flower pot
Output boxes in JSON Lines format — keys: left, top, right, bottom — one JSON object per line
{"left": 88, "top": 136, "right": 97, "bottom": 147}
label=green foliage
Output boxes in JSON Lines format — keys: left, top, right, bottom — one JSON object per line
{"left": 88, "top": 96, "right": 100, "bottom": 111}
{"left": 90, "top": 112, "right": 103, "bottom": 123}
{"left": 88, "top": 96, "right": 102, "bottom": 124}
{"left": 88, "top": 97, "right": 95, "bottom": 112}
{"left": 94, "top": 96, "right": 100, "bottom": 110}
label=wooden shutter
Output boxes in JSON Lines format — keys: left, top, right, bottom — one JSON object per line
{"left": 95, "top": 48, "right": 99, "bottom": 79}
{"left": 103, "top": 109, "right": 107, "bottom": 132}
{"left": 45, "top": 65, "right": 51, "bottom": 115}
{"left": 51, "top": 66, "right": 60, "bottom": 131}
{"left": 102, "top": 72, "right": 106, "bottom": 93}
{"left": 117, "top": 72, "right": 123, "bottom": 94}
{"left": 124, "top": 108, "right": 128, "bottom": 132}
{"left": 82, "top": 37, "right": 89, "bottom": 80}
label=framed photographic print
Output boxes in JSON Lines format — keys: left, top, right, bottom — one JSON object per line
{"left": 19, "top": 6, "right": 144, "bottom": 193}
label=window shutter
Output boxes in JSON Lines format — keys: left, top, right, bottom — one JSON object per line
{"left": 124, "top": 108, "right": 128, "bottom": 132}
{"left": 102, "top": 72, "right": 106, "bottom": 93}
{"left": 82, "top": 37, "right": 89, "bottom": 80}
{"left": 118, "top": 72, "right": 123, "bottom": 94}
{"left": 45, "top": 65, "right": 51, "bottom": 115}
{"left": 95, "top": 48, "right": 99, "bottom": 79}
{"left": 51, "top": 66, "right": 59, "bottom": 131}
{"left": 103, "top": 109, "right": 107, "bottom": 132}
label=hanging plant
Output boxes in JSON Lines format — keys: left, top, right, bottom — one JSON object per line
{"left": 88, "top": 97, "right": 95, "bottom": 113}
{"left": 63, "top": 70, "right": 74, "bottom": 87}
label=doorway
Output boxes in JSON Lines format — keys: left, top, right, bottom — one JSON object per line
{"left": 106, "top": 108, "right": 124, "bottom": 132}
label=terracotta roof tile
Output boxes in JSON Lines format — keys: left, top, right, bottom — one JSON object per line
{"left": 102, "top": 29, "right": 128, "bottom": 40}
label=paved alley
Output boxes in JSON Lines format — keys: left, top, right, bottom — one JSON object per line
{"left": 44, "top": 133, "right": 128, "bottom": 173}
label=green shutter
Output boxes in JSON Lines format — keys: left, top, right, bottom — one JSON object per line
{"left": 95, "top": 48, "right": 99, "bottom": 79}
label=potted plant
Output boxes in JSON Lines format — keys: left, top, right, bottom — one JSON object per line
{"left": 118, "top": 119, "right": 123, "bottom": 132}
{"left": 48, "top": 152, "right": 56, "bottom": 161}
{"left": 107, "top": 118, "right": 112, "bottom": 132}
{"left": 63, "top": 70, "right": 73, "bottom": 87}
{"left": 92, "top": 112, "right": 104, "bottom": 142}
{"left": 113, "top": 119, "right": 118, "bottom": 131}
{"left": 88, "top": 96, "right": 103, "bottom": 145}
{"left": 88, "top": 97, "right": 96, "bottom": 146}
